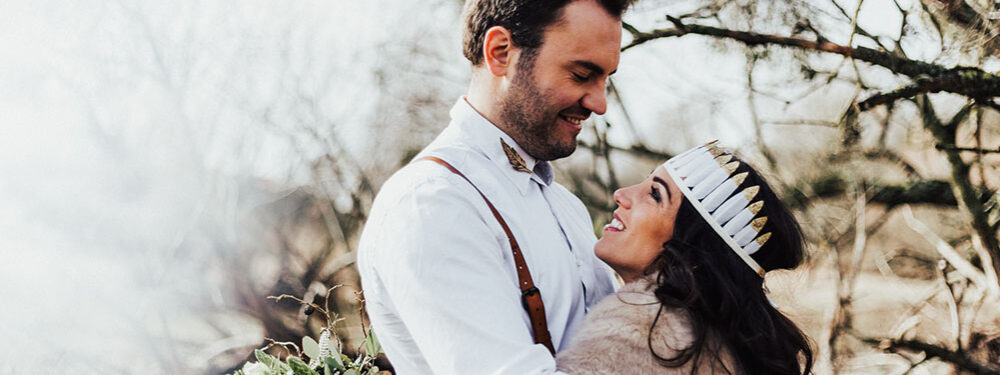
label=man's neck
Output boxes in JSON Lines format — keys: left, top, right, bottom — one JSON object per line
{"left": 460, "top": 95, "right": 540, "bottom": 171}
{"left": 465, "top": 73, "right": 512, "bottom": 133}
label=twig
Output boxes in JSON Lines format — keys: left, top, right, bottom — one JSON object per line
{"left": 972, "top": 235, "right": 1000, "bottom": 296}
{"left": 918, "top": 96, "right": 1000, "bottom": 280}
{"left": 901, "top": 205, "right": 988, "bottom": 290}
{"left": 622, "top": 18, "right": 1000, "bottom": 103}
{"left": 263, "top": 338, "right": 302, "bottom": 358}
{"left": 268, "top": 294, "right": 329, "bottom": 317}
{"left": 745, "top": 52, "right": 777, "bottom": 171}
{"left": 847, "top": 185, "right": 868, "bottom": 297}
{"left": 859, "top": 337, "right": 1000, "bottom": 374}
{"left": 624, "top": 16, "right": 945, "bottom": 79}
{"left": 576, "top": 139, "right": 674, "bottom": 161}
{"left": 934, "top": 144, "right": 1000, "bottom": 154}
{"left": 937, "top": 260, "right": 962, "bottom": 352}
{"left": 763, "top": 119, "right": 839, "bottom": 127}
{"left": 900, "top": 357, "right": 930, "bottom": 375}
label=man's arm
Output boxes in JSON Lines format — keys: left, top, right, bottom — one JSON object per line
{"left": 365, "top": 173, "right": 569, "bottom": 374}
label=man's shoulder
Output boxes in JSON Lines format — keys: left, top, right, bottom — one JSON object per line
{"left": 375, "top": 157, "right": 467, "bottom": 204}
{"left": 370, "top": 146, "right": 491, "bottom": 210}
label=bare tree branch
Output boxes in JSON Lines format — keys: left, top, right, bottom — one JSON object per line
{"left": 623, "top": 17, "right": 1000, "bottom": 105}
{"left": 859, "top": 336, "right": 1000, "bottom": 374}
{"left": 901, "top": 205, "right": 989, "bottom": 289}
{"left": 935, "top": 143, "right": 1000, "bottom": 154}
{"left": 917, "top": 96, "right": 1000, "bottom": 279}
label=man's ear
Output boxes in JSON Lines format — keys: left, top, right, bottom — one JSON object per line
{"left": 482, "top": 26, "right": 516, "bottom": 77}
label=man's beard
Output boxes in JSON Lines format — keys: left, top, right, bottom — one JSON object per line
{"left": 497, "top": 59, "right": 578, "bottom": 161}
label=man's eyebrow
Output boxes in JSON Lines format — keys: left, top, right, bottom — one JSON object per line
{"left": 652, "top": 176, "right": 672, "bottom": 202}
{"left": 571, "top": 60, "right": 617, "bottom": 76}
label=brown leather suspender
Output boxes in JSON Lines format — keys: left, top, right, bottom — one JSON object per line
{"left": 421, "top": 156, "right": 556, "bottom": 354}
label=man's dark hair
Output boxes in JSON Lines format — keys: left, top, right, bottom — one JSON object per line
{"left": 462, "top": 0, "right": 634, "bottom": 66}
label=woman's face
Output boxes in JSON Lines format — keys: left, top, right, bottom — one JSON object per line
{"left": 595, "top": 165, "right": 683, "bottom": 283}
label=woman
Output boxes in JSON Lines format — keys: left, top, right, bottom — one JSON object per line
{"left": 557, "top": 142, "right": 814, "bottom": 374}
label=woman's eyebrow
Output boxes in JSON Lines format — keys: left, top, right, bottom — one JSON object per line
{"left": 652, "top": 176, "right": 672, "bottom": 201}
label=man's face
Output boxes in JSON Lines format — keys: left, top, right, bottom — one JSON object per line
{"left": 497, "top": 0, "right": 623, "bottom": 161}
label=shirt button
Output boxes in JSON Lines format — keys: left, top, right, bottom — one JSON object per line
{"left": 576, "top": 259, "right": 583, "bottom": 267}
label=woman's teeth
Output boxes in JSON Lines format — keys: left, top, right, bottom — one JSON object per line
{"left": 608, "top": 217, "right": 624, "bottom": 231}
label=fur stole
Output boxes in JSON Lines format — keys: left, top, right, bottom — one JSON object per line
{"left": 556, "top": 274, "right": 739, "bottom": 374}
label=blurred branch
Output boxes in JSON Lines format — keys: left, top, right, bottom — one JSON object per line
{"left": 576, "top": 139, "right": 674, "bottom": 161}
{"left": 935, "top": 143, "right": 1000, "bottom": 154}
{"left": 901, "top": 205, "right": 989, "bottom": 290}
{"left": 829, "top": 0, "right": 897, "bottom": 53}
{"left": 623, "top": 17, "right": 1000, "bottom": 105}
{"left": 859, "top": 336, "right": 1000, "bottom": 374}
{"left": 938, "top": 260, "right": 964, "bottom": 352}
{"left": 789, "top": 174, "right": 954, "bottom": 209}
{"left": 978, "top": 98, "right": 1000, "bottom": 113}
{"left": 568, "top": 173, "right": 615, "bottom": 214}
{"left": 869, "top": 180, "right": 957, "bottom": 207}
{"left": 829, "top": 187, "right": 870, "bottom": 369}
{"left": 827, "top": 149, "right": 922, "bottom": 178}
{"left": 624, "top": 16, "right": 943, "bottom": 78}
{"left": 860, "top": 69, "right": 1000, "bottom": 110}
{"left": 972, "top": 234, "right": 1000, "bottom": 296}
{"left": 745, "top": 52, "right": 777, "bottom": 171}
{"left": 926, "top": 0, "right": 1000, "bottom": 53}
{"left": 763, "top": 119, "right": 839, "bottom": 128}
{"left": 917, "top": 96, "right": 1000, "bottom": 281}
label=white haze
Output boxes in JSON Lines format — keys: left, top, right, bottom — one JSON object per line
{"left": 0, "top": 0, "right": 911, "bottom": 373}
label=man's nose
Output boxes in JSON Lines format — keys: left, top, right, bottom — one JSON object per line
{"left": 581, "top": 81, "right": 608, "bottom": 115}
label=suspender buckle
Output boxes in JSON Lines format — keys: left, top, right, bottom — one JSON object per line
{"left": 521, "top": 286, "right": 540, "bottom": 308}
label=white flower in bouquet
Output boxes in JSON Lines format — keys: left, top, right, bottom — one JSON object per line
{"left": 240, "top": 361, "right": 269, "bottom": 375}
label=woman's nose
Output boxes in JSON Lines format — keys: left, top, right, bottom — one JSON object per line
{"left": 613, "top": 187, "right": 630, "bottom": 209}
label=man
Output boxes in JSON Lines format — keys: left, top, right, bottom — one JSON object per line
{"left": 357, "top": 0, "right": 632, "bottom": 373}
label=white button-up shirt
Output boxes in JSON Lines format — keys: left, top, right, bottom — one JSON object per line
{"left": 357, "top": 98, "right": 618, "bottom": 374}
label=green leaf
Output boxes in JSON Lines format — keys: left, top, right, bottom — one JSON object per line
{"left": 364, "top": 329, "right": 381, "bottom": 356}
{"left": 344, "top": 370, "right": 360, "bottom": 375}
{"left": 255, "top": 349, "right": 291, "bottom": 372}
{"left": 303, "top": 336, "right": 320, "bottom": 361}
{"left": 287, "top": 356, "right": 320, "bottom": 375}
{"left": 325, "top": 357, "right": 345, "bottom": 372}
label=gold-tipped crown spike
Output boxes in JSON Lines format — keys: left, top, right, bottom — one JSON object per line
{"left": 661, "top": 142, "right": 768, "bottom": 277}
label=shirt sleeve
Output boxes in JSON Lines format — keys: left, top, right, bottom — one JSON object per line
{"left": 367, "top": 173, "right": 571, "bottom": 375}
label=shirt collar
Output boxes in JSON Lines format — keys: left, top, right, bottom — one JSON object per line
{"left": 449, "top": 97, "right": 554, "bottom": 195}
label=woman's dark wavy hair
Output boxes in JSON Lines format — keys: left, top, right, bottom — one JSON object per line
{"left": 647, "top": 156, "right": 814, "bottom": 374}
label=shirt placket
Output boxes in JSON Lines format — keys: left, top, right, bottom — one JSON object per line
{"left": 532, "top": 163, "right": 591, "bottom": 307}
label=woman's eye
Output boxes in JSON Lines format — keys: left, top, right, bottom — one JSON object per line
{"left": 650, "top": 185, "right": 661, "bottom": 202}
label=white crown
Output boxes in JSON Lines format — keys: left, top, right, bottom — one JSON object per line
{"left": 663, "top": 141, "right": 769, "bottom": 277}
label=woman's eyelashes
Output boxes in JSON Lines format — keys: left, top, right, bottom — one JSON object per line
{"left": 650, "top": 184, "right": 662, "bottom": 203}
